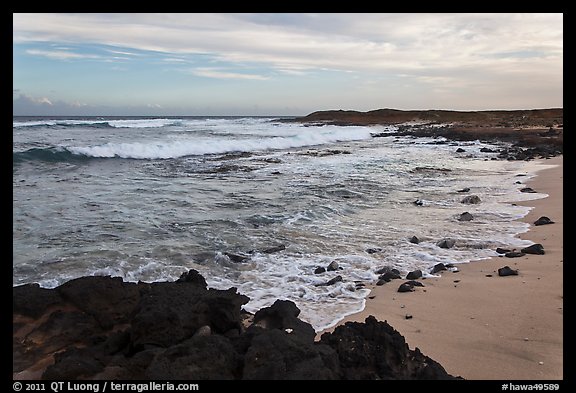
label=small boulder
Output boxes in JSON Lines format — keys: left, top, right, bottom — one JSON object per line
{"left": 520, "top": 187, "right": 537, "bottom": 193}
{"left": 461, "top": 195, "right": 481, "bottom": 204}
{"left": 223, "top": 252, "right": 249, "bottom": 263}
{"left": 327, "top": 261, "right": 340, "bottom": 271}
{"left": 458, "top": 212, "right": 474, "bottom": 221}
{"left": 397, "top": 283, "right": 415, "bottom": 293}
{"left": 398, "top": 280, "right": 425, "bottom": 293}
{"left": 534, "top": 216, "right": 554, "bottom": 226}
{"left": 314, "top": 267, "right": 326, "bottom": 274}
{"left": 405, "top": 280, "right": 425, "bottom": 287}
{"left": 430, "top": 263, "right": 447, "bottom": 274}
{"left": 409, "top": 236, "right": 420, "bottom": 244}
{"left": 496, "top": 247, "right": 512, "bottom": 254}
{"left": 379, "top": 270, "right": 402, "bottom": 282}
{"left": 457, "top": 187, "right": 471, "bottom": 193}
{"left": 498, "top": 266, "right": 519, "bottom": 276}
{"left": 406, "top": 270, "right": 423, "bottom": 280}
{"left": 505, "top": 251, "right": 525, "bottom": 258}
{"left": 316, "top": 275, "right": 343, "bottom": 287}
{"left": 521, "top": 244, "right": 545, "bottom": 255}
{"left": 437, "top": 238, "right": 456, "bottom": 249}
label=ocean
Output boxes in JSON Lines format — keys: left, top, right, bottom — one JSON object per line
{"left": 12, "top": 116, "right": 552, "bottom": 331}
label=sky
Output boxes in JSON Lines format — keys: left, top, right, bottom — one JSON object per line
{"left": 13, "top": 13, "right": 563, "bottom": 116}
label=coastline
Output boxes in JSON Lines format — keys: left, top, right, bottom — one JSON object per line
{"left": 320, "top": 155, "right": 563, "bottom": 380}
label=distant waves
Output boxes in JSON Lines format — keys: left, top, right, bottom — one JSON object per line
{"left": 14, "top": 127, "right": 373, "bottom": 161}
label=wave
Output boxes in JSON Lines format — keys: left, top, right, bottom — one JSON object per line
{"left": 66, "top": 127, "right": 374, "bottom": 159}
{"left": 13, "top": 118, "right": 181, "bottom": 129}
{"left": 13, "top": 147, "right": 91, "bottom": 164}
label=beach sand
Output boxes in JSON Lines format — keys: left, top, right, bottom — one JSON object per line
{"left": 321, "top": 155, "right": 563, "bottom": 380}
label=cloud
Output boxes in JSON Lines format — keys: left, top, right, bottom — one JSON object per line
{"left": 12, "top": 13, "right": 562, "bottom": 113}
{"left": 189, "top": 67, "right": 269, "bottom": 80}
{"left": 26, "top": 48, "right": 101, "bottom": 60}
{"left": 13, "top": 13, "right": 562, "bottom": 75}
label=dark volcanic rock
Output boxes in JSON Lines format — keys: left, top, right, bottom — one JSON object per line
{"left": 43, "top": 346, "right": 106, "bottom": 380}
{"left": 176, "top": 269, "right": 208, "bottom": 288}
{"left": 409, "top": 235, "right": 420, "bottom": 244}
{"left": 405, "top": 280, "right": 425, "bottom": 287}
{"left": 521, "top": 243, "right": 545, "bottom": 255}
{"left": 243, "top": 329, "right": 339, "bottom": 380}
{"left": 398, "top": 282, "right": 415, "bottom": 293}
{"left": 314, "top": 267, "right": 326, "bottom": 274}
{"left": 316, "top": 275, "right": 343, "bottom": 287}
{"left": 437, "top": 238, "right": 456, "bottom": 249}
{"left": 14, "top": 270, "right": 459, "bottom": 380}
{"left": 56, "top": 276, "right": 140, "bottom": 330}
{"left": 505, "top": 251, "right": 526, "bottom": 258}
{"left": 252, "top": 299, "right": 316, "bottom": 342}
{"left": 131, "top": 283, "right": 249, "bottom": 349}
{"left": 406, "top": 269, "right": 423, "bottom": 280}
{"left": 461, "top": 195, "right": 481, "bottom": 204}
{"left": 534, "top": 216, "right": 554, "bottom": 226}
{"left": 458, "top": 212, "right": 474, "bottom": 221}
{"left": 13, "top": 283, "right": 63, "bottom": 319}
{"left": 379, "top": 271, "right": 402, "bottom": 283}
{"left": 145, "top": 335, "right": 241, "bottom": 380}
{"left": 520, "top": 187, "right": 537, "bottom": 193}
{"left": 319, "top": 316, "right": 458, "bottom": 379}
{"left": 498, "top": 266, "right": 519, "bottom": 276}
{"left": 327, "top": 260, "right": 340, "bottom": 271}
{"left": 430, "top": 263, "right": 448, "bottom": 274}
{"left": 223, "top": 252, "right": 250, "bottom": 263}
{"left": 496, "top": 247, "right": 512, "bottom": 254}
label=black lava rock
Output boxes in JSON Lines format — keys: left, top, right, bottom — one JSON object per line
{"left": 430, "top": 263, "right": 447, "bottom": 274}
{"left": 521, "top": 243, "right": 545, "bottom": 255}
{"left": 13, "top": 270, "right": 460, "bottom": 380}
{"left": 458, "top": 212, "right": 474, "bottom": 221}
{"left": 406, "top": 270, "right": 423, "bottom": 280}
{"left": 534, "top": 216, "right": 554, "bottom": 226}
{"left": 498, "top": 266, "right": 519, "bottom": 276}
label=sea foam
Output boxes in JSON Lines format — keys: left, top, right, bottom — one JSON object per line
{"left": 66, "top": 126, "right": 374, "bottom": 159}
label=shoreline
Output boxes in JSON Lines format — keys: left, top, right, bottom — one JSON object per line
{"left": 319, "top": 155, "right": 563, "bottom": 379}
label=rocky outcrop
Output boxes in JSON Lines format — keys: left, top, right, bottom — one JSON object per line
{"left": 286, "top": 108, "right": 563, "bottom": 156}
{"left": 319, "top": 316, "right": 457, "bottom": 379}
{"left": 13, "top": 270, "right": 460, "bottom": 380}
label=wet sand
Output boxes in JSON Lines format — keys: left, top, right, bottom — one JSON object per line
{"left": 322, "top": 155, "right": 563, "bottom": 380}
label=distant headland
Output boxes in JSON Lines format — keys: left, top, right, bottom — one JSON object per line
{"left": 286, "top": 108, "right": 563, "bottom": 151}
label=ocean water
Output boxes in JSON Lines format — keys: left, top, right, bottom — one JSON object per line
{"left": 13, "top": 116, "right": 552, "bottom": 331}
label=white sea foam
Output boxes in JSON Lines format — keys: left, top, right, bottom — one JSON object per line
{"left": 66, "top": 126, "right": 374, "bottom": 159}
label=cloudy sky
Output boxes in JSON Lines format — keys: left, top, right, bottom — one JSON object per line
{"left": 13, "top": 13, "right": 563, "bottom": 116}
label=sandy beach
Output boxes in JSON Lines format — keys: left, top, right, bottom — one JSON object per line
{"left": 321, "top": 155, "right": 563, "bottom": 380}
